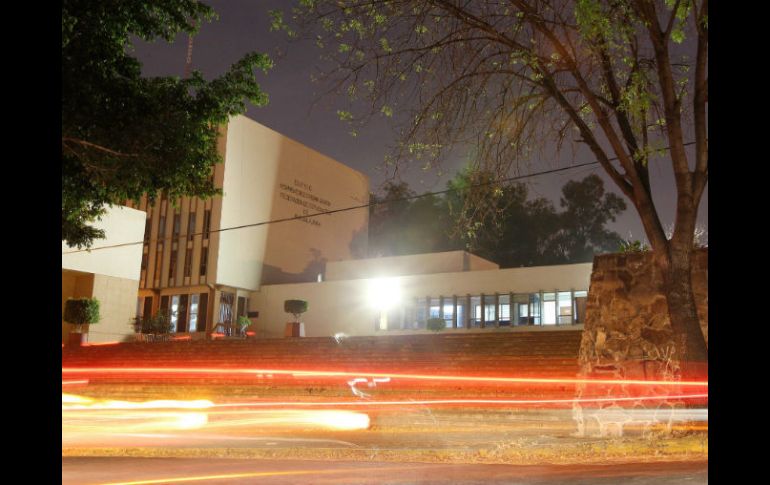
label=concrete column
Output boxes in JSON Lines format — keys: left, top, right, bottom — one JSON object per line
{"left": 465, "top": 294, "right": 471, "bottom": 329}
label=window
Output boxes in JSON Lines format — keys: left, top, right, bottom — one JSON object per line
{"left": 154, "top": 245, "right": 163, "bottom": 281}
{"left": 189, "top": 294, "right": 199, "bottom": 332}
{"left": 160, "top": 295, "right": 170, "bottom": 320}
{"left": 429, "top": 298, "right": 440, "bottom": 319}
{"left": 158, "top": 215, "right": 166, "bottom": 239}
{"left": 484, "top": 295, "right": 496, "bottom": 323}
{"left": 143, "top": 218, "right": 151, "bottom": 242}
{"left": 170, "top": 295, "right": 180, "bottom": 332}
{"left": 177, "top": 294, "right": 189, "bottom": 332}
{"left": 143, "top": 297, "right": 153, "bottom": 321}
{"left": 188, "top": 213, "right": 196, "bottom": 241}
{"left": 543, "top": 292, "right": 556, "bottom": 325}
{"left": 415, "top": 298, "right": 427, "bottom": 329}
{"left": 184, "top": 248, "right": 193, "bottom": 277}
{"left": 169, "top": 251, "right": 177, "bottom": 282}
{"left": 197, "top": 293, "right": 208, "bottom": 332}
{"left": 237, "top": 296, "right": 249, "bottom": 319}
{"left": 203, "top": 209, "right": 211, "bottom": 240}
{"left": 499, "top": 294, "right": 511, "bottom": 325}
{"left": 470, "top": 296, "right": 482, "bottom": 327}
{"left": 531, "top": 293, "right": 542, "bottom": 325}
{"left": 219, "top": 292, "right": 234, "bottom": 324}
{"left": 574, "top": 290, "right": 588, "bottom": 324}
{"left": 173, "top": 213, "right": 181, "bottom": 237}
{"left": 199, "top": 247, "right": 208, "bottom": 277}
{"left": 442, "top": 302, "right": 454, "bottom": 328}
{"left": 141, "top": 252, "right": 148, "bottom": 270}
{"left": 558, "top": 291, "right": 573, "bottom": 325}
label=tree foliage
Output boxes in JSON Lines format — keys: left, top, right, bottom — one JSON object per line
{"left": 368, "top": 174, "right": 625, "bottom": 266}
{"left": 63, "top": 298, "right": 101, "bottom": 330}
{"left": 288, "top": 0, "right": 708, "bottom": 367}
{"left": 62, "top": 0, "right": 272, "bottom": 248}
{"left": 284, "top": 300, "right": 309, "bottom": 321}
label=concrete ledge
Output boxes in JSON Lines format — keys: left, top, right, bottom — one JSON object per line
{"left": 383, "top": 324, "right": 584, "bottom": 336}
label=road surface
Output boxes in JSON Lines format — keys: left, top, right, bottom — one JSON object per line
{"left": 62, "top": 457, "right": 707, "bottom": 484}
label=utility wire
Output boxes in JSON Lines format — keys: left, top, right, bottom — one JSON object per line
{"left": 62, "top": 142, "right": 695, "bottom": 255}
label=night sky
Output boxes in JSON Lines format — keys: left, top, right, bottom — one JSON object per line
{"left": 131, "top": 0, "right": 707, "bottom": 244}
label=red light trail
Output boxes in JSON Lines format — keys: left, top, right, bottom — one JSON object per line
{"left": 61, "top": 367, "right": 708, "bottom": 387}
{"left": 204, "top": 394, "right": 708, "bottom": 409}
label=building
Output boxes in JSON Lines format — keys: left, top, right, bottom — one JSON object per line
{"left": 94, "top": 114, "right": 594, "bottom": 341}
{"left": 124, "top": 115, "right": 370, "bottom": 336}
{"left": 62, "top": 205, "right": 146, "bottom": 344}
{"left": 250, "top": 251, "right": 592, "bottom": 337}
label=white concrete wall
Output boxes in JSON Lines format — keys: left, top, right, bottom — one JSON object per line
{"left": 251, "top": 262, "right": 593, "bottom": 338}
{"left": 62, "top": 205, "right": 146, "bottom": 281}
{"left": 216, "top": 115, "right": 280, "bottom": 290}
{"left": 325, "top": 251, "right": 499, "bottom": 281}
{"left": 87, "top": 274, "right": 141, "bottom": 343}
{"left": 260, "top": 124, "right": 369, "bottom": 282}
{"left": 216, "top": 115, "right": 369, "bottom": 289}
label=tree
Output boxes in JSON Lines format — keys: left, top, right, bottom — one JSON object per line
{"left": 62, "top": 0, "right": 272, "bottom": 248}
{"left": 548, "top": 175, "right": 627, "bottom": 262}
{"left": 63, "top": 297, "right": 101, "bottom": 333}
{"left": 289, "top": 0, "right": 708, "bottom": 372}
{"left": 368, "top": 181, "right": 459, "bottom": 256}
{"left": 447, "top": 171, "right": 624, "bottom": 267}
{"left": 367, "top": 174, "right": 626, "bottom": 267}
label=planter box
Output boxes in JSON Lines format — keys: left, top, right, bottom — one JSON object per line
{"left": 284, "top": 322, "right": 305, "bottom": 338}
{"left": 68, "top": 332, "right": 84, "bottom": 347}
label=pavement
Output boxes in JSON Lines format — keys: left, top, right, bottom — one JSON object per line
{"left": 62, "top": 457, "right": 709, "bottom": 484}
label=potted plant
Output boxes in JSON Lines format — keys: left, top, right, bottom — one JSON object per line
{"left": 63, "top": 297, "right": 101, "bottom": 347}
{"left": 426, "top": 318, "right": 447, "bottom": 332}
{"left": 284, "top": 299, "right": 308, "bottom": 337}
{"left": 237, "top": 315, "right": 251, "bottom": 337}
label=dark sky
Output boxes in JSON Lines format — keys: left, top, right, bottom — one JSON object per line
{"left": 131, "top": 0, "right": 707, "bottom": 245}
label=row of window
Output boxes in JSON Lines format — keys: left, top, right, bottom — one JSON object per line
{"left": 377, "top": 290, "right": 588, "bottom": 331}
{"left": 136, "top": 291, "right": 250, "bottom": 335}
{"left": 143, "top": 208, "right": 212, "bottom": 243}
{"left": 141, "top": 246, "right": 209, "bottom": 282}
{"left": 136, "top": 294, "right": 209, "bottom": 333}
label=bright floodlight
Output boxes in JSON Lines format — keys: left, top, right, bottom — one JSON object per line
{"left": 367, "top": 277, "right": 401, "bottom": 311}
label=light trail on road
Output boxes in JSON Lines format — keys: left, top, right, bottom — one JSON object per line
{"left": 204, "top": 393, "right": 708, "bottom": 408}
{"left": 96, "top": 465, "right": 429, "bottom": 485}
{"left": 61, "top": 366, "right": 709, "bottom": 387}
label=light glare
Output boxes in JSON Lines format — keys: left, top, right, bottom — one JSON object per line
{"left": 367, "top": 277, "right": 401, "bottom": 310}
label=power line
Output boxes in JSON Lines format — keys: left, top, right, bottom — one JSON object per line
{"left": 62, "top": 142, "right": 694, "bottom": 255}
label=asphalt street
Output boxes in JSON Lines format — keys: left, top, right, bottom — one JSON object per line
{"left": 62, "top": 457, "right": 707, "bottom": 484}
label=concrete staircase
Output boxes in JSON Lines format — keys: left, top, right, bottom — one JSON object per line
{"left": 63, "top": 331, "right": 583, "bottom": 402}
{"left": 63, "top": 331, "right": 581, "bottom": 374}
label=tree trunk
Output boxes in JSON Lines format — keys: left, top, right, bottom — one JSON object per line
{"left": 657, "top": 241, "right": 708, "bottom": 380}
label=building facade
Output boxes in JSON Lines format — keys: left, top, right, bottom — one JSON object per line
{"left": 62, "top": 205, "right": 147, "bottom": 343}
{"left": 249, "top": 251, "right": 593, "bottom": 338}
{"left": 125, "top": 115, "right": 370, "bottom": 336}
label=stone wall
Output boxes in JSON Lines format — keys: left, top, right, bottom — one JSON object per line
{"left": 573, "top": 249, "right": 707, "bottom": 437}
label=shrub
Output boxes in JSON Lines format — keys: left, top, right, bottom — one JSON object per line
{"left": 141, "top": 312, "right": 172, "bottom": 335}
{"left": 63, "top": 298, "right": 100, "bottom": 332}
{"left": 618, "top": 239, "right": 650, "bottom": 253}
{"left": 284, "top": 300, "right": 308, "bottom": 321}
{"left": 426, "top": 318, "right": 447, "bottom": 332}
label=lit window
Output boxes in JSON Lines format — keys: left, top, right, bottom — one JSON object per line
{"left": 170, "top": 295, "right": 180, "bottom": 332}
{"left": 189, "top": 294, "right": 199, "bottom": 332}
